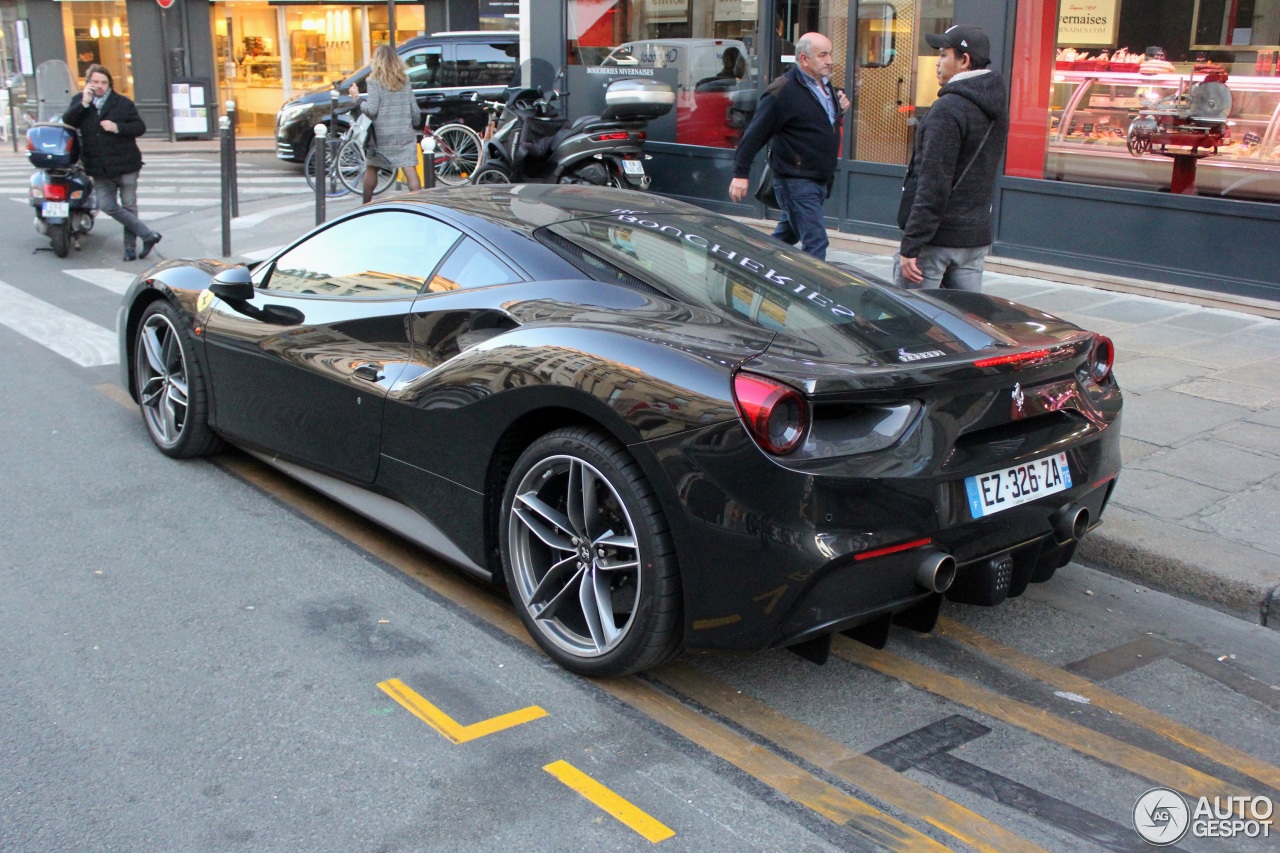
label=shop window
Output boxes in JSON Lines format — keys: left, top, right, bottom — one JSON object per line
{"left": 368, "top": 4, "right": 425, "bottom": 50}
{"left": 857, "top": 5, "right": 897, "bottom": 68}
{"left": 1009, "top": 0, "right": 1280, "bottom": 202}
{"left": 213, "top": 2, "right": 282, "bottom": 134}
{"left": 284, "top": 7, "right": 362, "bottom": 90}
{"left": 567, "top": 0, "right": 762, "bottom": 148}
{"left": 61, "top": 1, "right": 132, "bottom": 97}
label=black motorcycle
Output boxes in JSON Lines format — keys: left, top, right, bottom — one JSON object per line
{"left": 470, "top": 67, "right": 673, "bottom": 188}
{"left": 26, "top": 122, "right": 96, "bottom": 258}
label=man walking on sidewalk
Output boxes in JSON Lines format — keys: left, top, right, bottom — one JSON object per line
{"left": 729, "top": 31, "right": 849, "bottom": 261}
{"left": 62, "top": 64, "right": 162, "bottom": 262}
{"left": 895, "top": 25, "right": 1007, "bottom": 290}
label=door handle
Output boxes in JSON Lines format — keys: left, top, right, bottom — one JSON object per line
{"left": 353, "top": 363, "right": 383, "bottom": 382}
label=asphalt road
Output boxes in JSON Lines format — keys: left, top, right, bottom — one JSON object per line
{"left": 1, "top": 167, "right": 1278, "bottom": 852}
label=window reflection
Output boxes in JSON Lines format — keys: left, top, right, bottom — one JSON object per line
{"left": 267, "top": 211, "right": 461, "bottom": 297}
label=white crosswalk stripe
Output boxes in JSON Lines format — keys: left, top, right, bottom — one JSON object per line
{"left": 0, "top": 279, "right": 117, "bottom": 366}
{"left": 63, "top": 268, "right": 138, "bottom": 295}
{"left": 0, "top": 156, "right": 309, "bottom": 220}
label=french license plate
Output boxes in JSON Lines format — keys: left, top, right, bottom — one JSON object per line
{"left": 964, "top": 452, "right": 1073, "bottom": 519}
{"left": 621, "top": 160, "right": 645, "bottom": 176}
{"left": 42, "top": 201, "right": 69, "bottom": 218}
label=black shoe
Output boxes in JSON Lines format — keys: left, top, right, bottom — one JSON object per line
{"left": 123, "top": 248, "right": 137, "bottom": 262}
{"left": 139, "top": 233, "right": 162, "bottom": 259}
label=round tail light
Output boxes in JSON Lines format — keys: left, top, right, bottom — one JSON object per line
{"left": 1089, "top": 335, "right": 1114, "bottom": 383}
{"left": 732, "top": 372, "right": 809, "bottom": 455}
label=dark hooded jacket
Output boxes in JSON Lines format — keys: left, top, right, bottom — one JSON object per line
{"left": 733, "top": 65, "right": 843, "bottom": 186}
{"left": 898, "top": 68, "right": 1008, "bottom": 258}
{"left": 62, "top": 91, "right": 146, "bottom": 179}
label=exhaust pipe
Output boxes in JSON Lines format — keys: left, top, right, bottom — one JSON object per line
{"left": 1055, "top": 505, "right": 1090, "bottom": 543}
{"left": 916, "top": 551, "right": 956, "bottom": 594}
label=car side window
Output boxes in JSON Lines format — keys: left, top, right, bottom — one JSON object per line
{"left": 265, "top": 211, "right": 462, "bottom": 298}
{"left": 424, "top": 238, "right": 521, "bottom": 293}
{"left": 455, "top": 43, "right": 517, "bottom": 87}
{"left": 406, "top": 45, "right": 448, "bottom": 89}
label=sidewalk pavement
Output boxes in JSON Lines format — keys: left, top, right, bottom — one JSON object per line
{"left": 127, "top": 186, "right": 1280, "bottom": 632}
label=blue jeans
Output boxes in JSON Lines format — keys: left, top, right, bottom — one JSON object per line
{"left": 771, "top": 176, "right": 829, "bottom": 261}
{"left": 94, "top": 171, "right": 157, "bottom": 251}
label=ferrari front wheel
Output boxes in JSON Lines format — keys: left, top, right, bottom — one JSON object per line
{"left": 501, "top": 428, "right": 682, "bottom": 677}
{"left": 134, "top": 301, "right": 222, "bottom": 459}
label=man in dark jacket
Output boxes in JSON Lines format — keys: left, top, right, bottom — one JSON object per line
{"left": 730, "top": 32, "right": 849, "bottom": 260}
{"left": 62, "top": 64, "right": 162, "bottom": 262}
{"left": 895, "top": 25, "right": 1008, "bottom": 290}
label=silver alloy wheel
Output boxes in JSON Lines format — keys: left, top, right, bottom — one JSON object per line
{"left": 508, "top": 454, "right": 643, "bottom": 659}
{"left": 136, "top": 312, "right": 190, "bottom": 448}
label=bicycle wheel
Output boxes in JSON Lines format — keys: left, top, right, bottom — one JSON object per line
{"left": 336, "top": 138, "right": 369, "bottom": 193}
{"left": 432, "top": 124, "right": 483, "bottom": 186}
{"left": 304, "top": 138, "right": 352, "bottom": 198}
{"left": 334, "top": 138, "right": 397, "bottom": 196}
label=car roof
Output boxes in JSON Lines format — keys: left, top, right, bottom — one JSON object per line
{"left": 399, "top": 31, "right": 517, "bottom": 49}
{"left": 372, "top": 185, "right": 709, "bottom": 234}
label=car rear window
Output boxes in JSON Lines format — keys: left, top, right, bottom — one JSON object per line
{"left": 542, "top": 213, "right": 947, "bottom": 356}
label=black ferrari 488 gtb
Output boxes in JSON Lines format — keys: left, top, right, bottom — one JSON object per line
{"left": 117, "top": 185, "right": 1121, "bottom": 677}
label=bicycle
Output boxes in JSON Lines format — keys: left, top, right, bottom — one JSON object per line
{"left": 307, "top": 109, "right": 484, "bottom": 195}
{"left": 417, "top": 113, "right": 483, "bottom": 186}
{"left": 303, "top": 117, "right": 366, "bottom": 199}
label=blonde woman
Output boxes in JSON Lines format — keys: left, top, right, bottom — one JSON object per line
{"left": 349, "top": 45, "right": 423, "bottom": 203}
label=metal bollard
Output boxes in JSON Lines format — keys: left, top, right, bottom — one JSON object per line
{"left": 313, "top": 123, "right": 326, "bottom": 225}
{"left": 219, "top": 115, "right": 232, "bottom": 257}
{"left": 225, "top": 99, "right": 239, "bottom": 217}
{"left": 421, "top": 134, "right": 436, "bottom": 190}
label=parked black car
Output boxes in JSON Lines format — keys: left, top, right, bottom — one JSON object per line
{"left": 117, "top": 185, "right": 1122, "bottom": 678}
{"left": 275, "top": 31, "right": 518, "bottom": 162}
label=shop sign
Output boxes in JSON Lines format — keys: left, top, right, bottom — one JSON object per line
{"left": 1056, "top": 0, "right": 1119, "bottom": 47}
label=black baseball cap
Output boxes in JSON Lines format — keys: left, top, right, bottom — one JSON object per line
{"left": 926, "top": 25, "right": 991, "bottom": 66}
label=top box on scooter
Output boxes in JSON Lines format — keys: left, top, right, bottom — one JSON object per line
{"left": 26, "top": 123, "right": 80, "bottom": 169}
{"left": 602, "top": 79, "right": 675, "bottom": 122}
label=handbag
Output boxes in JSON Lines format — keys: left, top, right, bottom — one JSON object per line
{"left": 755, "top": 159, "right": 779, "bottom": 209}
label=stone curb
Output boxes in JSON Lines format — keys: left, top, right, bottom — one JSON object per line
{"left": 1072, "top": 510, "right": 1280, "bottom": 631}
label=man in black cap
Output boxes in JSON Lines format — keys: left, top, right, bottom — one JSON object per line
{"left": 894, "top": 25, "right": 1008, "bottom": 290}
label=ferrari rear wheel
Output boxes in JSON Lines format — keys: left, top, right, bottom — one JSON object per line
{"left": 134, "top": 301, "right": 222, "bottom": 459}
{"left": 501, "top": 428, "right": 682, "bottom": 677}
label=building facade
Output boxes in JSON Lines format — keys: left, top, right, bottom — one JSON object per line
{"left": 2, "top": 0, "right": 1277, "bottom": 297}
{"left": 533, "top": 0, "right": 1280, "bottom": 299}
{"left": 1, "top": 0, "right": 516, "bottom": 135}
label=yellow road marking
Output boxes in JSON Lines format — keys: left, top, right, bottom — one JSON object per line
{"left": 544, "top": 760, "right": 676, "bottom": 843}
{"left": 937, "top": 617, "right": 1280, "bottom": 793}
{"left": 219, "top": 455, "right": 951, "bottom": 851}
{"left": 832, "top": 636, "right": 1256, "bottom": 804}
{"left": 655, "top": 661, "right": 1048, "bottom": 853}
{"left": 378, "top": 678, "right": 547, "bottom": 744}
{"left": 95, "top": 382, "right": 135, "bottom": 410}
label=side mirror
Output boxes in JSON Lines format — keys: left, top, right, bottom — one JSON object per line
{"left": 209, "top": 266, "right": 254, "bottom": 302}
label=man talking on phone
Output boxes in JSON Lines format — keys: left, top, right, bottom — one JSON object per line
{"left": 63, "top": 64, "right": 162, "bottom": 262}
{"left": 729, "top": 32, "right": 849, "bottom": 260}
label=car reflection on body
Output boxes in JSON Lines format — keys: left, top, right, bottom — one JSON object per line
{"left": 116, "top": 185, "right": 1122, "bottom": 677}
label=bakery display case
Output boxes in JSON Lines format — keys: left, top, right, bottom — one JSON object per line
{"left": 1045, "top": 69, "right": 1280, "bottom": 201}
